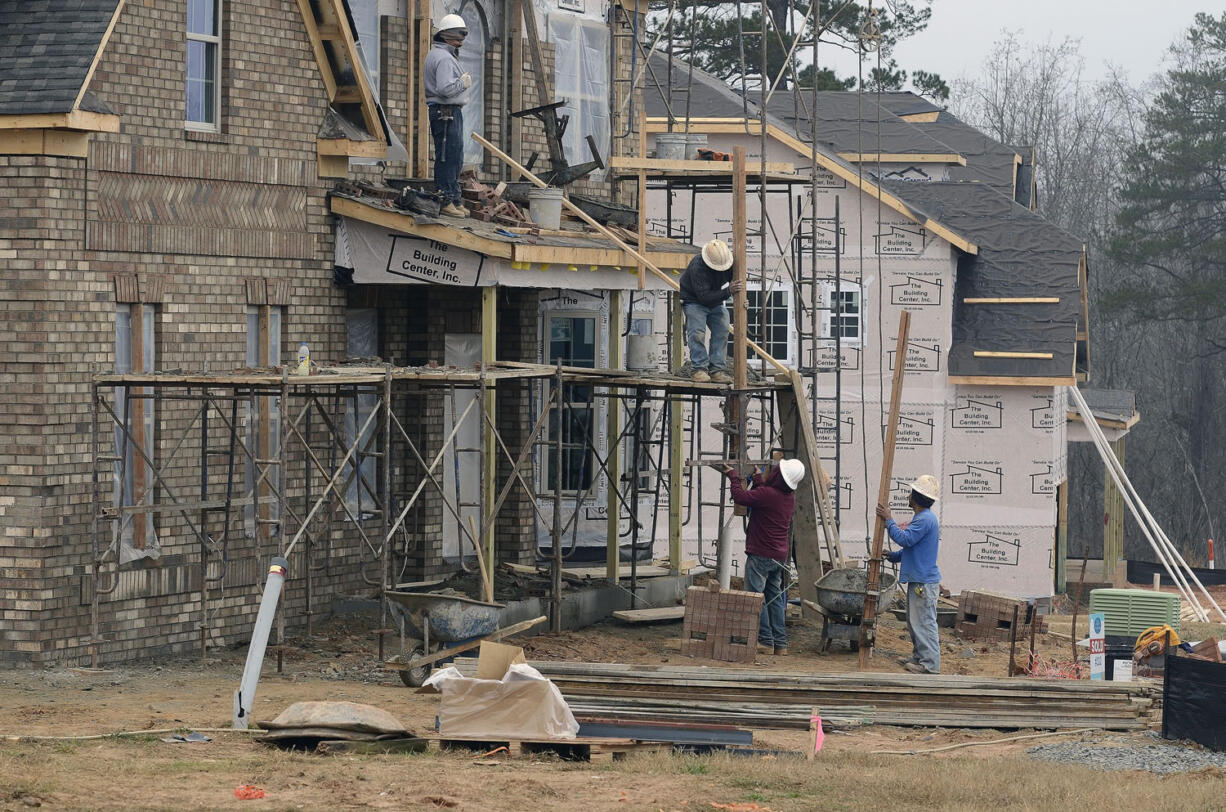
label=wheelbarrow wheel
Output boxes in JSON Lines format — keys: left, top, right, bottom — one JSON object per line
{"left": 397, "top": 639, "right": 431, "bottom": 688}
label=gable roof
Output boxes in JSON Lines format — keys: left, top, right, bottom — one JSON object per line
{"left": 883, "top": 179, "right": 1084, "bottom": 382}
{"left": 0, "top": 0, "right": 124, "bottom": 116}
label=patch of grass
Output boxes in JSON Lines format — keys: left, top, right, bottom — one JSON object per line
{"left": 681, "top": 759, "right": 709, "bottom": 775}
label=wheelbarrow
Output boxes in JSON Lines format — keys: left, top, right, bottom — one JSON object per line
{"left": 384, "top": 590, "right": 546, "bottom": 687}
{"left": 806, "top": 567, "right": 899, "bottom": 652}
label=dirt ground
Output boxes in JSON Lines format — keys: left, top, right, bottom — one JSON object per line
{"left": 2, "top": 610, "right": 1224, "bottom": 811}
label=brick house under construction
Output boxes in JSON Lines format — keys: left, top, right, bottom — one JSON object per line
{"left": 0, "top": 0, "right": 663, "bottom": 666}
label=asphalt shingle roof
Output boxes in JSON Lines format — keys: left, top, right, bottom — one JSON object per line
{"left": 0, "top": 0, "right": 121, "bottom": 115}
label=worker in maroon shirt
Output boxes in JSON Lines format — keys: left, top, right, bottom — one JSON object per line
{"left": 720, "top": 458, "right": 805, "bottom": 655}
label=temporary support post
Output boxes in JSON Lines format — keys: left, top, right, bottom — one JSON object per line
{"left": 637, "top": 107, "right": 648, "bottom": 290}
{"left": 1055, "top": 480, "right": 1069, "bottom": 593}
{"left": 859, "top": 310, "right": 912, "bottom": 669}
{"left": 551, "top": 362, "right": 564, "bottom": 632}
{"left": 728, "top": 145, "right": 749, "bottom": 523}
{"left": 668, "top": 293, "right": 684, "bottom": 572}
{"left": 481, "top": 286, "right": 498, "bottom": 591}
{"left": 607, "top": 288, "right": 624, "bottom": 582}
{"left": 1103, "top": 436, "right": 1126, "bottom": 581}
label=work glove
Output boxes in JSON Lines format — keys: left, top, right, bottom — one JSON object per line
{"left": 460, "top": 73, "right": 472, "bottom": 89}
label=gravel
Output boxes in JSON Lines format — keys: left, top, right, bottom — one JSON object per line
{"left": 1028, "top": 733, "right": 1226, "bottom": 774}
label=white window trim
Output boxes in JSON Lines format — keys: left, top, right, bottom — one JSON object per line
{"left": 819, "top": 280, "right": 865, "bottom": 346}
{"left": 743, "top": 281, "right": 797, "bottom": 368}
{"left": 185, "top": 0, "right": 222, "bottom": 132}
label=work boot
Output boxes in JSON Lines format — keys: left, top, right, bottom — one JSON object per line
{"left": 756, "top": 643, "right": 774, "bottom": 655}
{"left": 691, "top": 369, "right": 711, "bottom": 383}
{"left": 710, "top": 370, "right": 732, "bottom": 384}
{"left": 773, "top": 646, "right": 788, "bottom": 656}
{"left": 903, "top": 661, "right": 933, "bottom": 674}
{"left": 441, "top": 203, "right": 467, "bottom": 218}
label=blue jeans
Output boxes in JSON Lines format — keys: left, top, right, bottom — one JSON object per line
{"left": 744, "top": 553, "right": 787, "bottom": 648}
{"left": 683, "top": 301, "right": 729, "bottom": 372}
{"left": 429, "top": 104, "right": 464, "bottom": 205}
{"left": 905, "top": 581, "right": 941, "bottom": 673}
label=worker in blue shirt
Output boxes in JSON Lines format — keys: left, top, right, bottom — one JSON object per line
{"left": 875, "top": 474, "right": 941, "bottom": 674}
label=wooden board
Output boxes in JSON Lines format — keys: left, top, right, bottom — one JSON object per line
{"left": 612, "top": 606, "right": 686, "bottom": 623}
{"left": 503, "top": 562, "right": 672, "bottom": 579}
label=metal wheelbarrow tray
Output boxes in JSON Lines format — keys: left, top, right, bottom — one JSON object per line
{"left": 386, "top": 590, "right": 503, "bottom": 643}
{"left": 814, "top": 567, "right": 898, "bottom": 618}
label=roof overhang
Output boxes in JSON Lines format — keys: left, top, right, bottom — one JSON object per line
{"left": 0, "top": 110, "right": 120, "bottom": 132}
{"left": 645, "top": 116, "right": 979, "bottom": 256}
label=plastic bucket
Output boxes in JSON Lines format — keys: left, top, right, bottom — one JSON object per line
{"left": 527, "top": 188, "right": 564, "bottom": 230}
{"left": 684, "top": 133, "right": 708, "bottom": 159}
{"left": 655, "top": 133, "right": 688, "bottom": 160}
{"left": 626, "top": 334, "right": 659, "bottom": 371}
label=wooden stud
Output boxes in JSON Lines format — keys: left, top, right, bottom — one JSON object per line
{"left": 859, "top": 310, "right": 911, "bottom": 669}
{"left": 481, "top": 286, "right": 498, "bottom": 588}
{"left": 668, "top": 293, "right": 684, "bottom": 572}
{"left": 1103, "top": 436, "right": 1126, "bottom": 582}
{"left": 962, "top": 297, "right": 1060, "bottom": 304}
{"left": 731, "top": 146, "right": 748, "bottom": 391}
{"left": 948, "top": 375, "right": 1076, "bottom": 387}
{"left": 972, "top": 351, "right": 1054, "bottom": 360}
{"left": 1055, "top": 480, "right": 1069, "bottom": 594}
{"left": 637, "top": 108, "right": 648, "bottom": 290}
{"left": 606, "top": 289, "right": 623, "bottom": 583}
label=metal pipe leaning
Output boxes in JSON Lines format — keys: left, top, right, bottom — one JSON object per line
{"left": 470, "top": 132, "right": 789, "bottom": 376}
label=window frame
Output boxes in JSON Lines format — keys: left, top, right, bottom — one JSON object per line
{"left": 739, "top": 282, "right": 796, "bottom": 368}
{"left": 820, "top": 281, "right": 864, "bottom": 345}
{"left": 185, "top": 0, "right": 223, "bottom": 132}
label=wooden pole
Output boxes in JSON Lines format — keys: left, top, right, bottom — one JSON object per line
{"left": 732, "top": 145, "right": 748, "bottom": 391}
{"left": 637, "top": 107, "right": 648, "bottom": 291}
{"left": 481, "top": 287, "right": 498, "bottom": 591}
{"left": 858, "top": 310, "right": 912, "bottom": 669}
{"left": 471, "top": 132, "right": 788, "bottom": 374}
{"left": 668, "top": 293, "right": 684, "bottom": 572}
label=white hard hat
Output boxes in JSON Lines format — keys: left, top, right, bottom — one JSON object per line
{"left": 701, "top": 239, "right": 733, "bottom": 271}
{"left": 779, "top": 459, "right": 805, "bottom": 490}
{"left": 438, "top": 13, "right": 467, "bottom": 32}
{"left": 910, "top": 474, "right": 940, "bottom": 501}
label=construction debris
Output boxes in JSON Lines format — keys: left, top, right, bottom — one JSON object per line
{"left": 453, "top": 660, "right": 1160, "bottom": 731}
{"left": 256, "top": 701, "right": 417, "bottom": 750}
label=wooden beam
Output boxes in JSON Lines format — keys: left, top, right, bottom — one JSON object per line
{"left": 481, "top": 286, "right": 498, "bottom": 591}
{"left": 668, "top": 293, "right": 684, "bottom": 572}
{"left": 316, "top": 137, "right": 386, "bottom": 157}
{"left": 0, "top": 110, "right": 120, "bottom": 132}
{"left": 948, "top": 375, "right": 1076, "bottom": 387}
{"left": 637, "top": 108, "right": 648, "bottom": 290}
{"left": 732, "top": 146, "right": 748, "bottom": 391}
{"left": 73, "top": 0, "right": 127, "bottom": 111}
{"left": 610, "top": 156, "right": 796, "bottom": 174}
{"left": 837, "top": 152, "right": 967, "bottom": 166}
{"left": 324, "top": 0, "right": 384, "bottom": 141}
{"left": 607, "top": 288, "right": 623, "bottom": 583}
{"left": 963, "top": 297, "right": 1060, "bottom": 304}
{"left": 972, "top": 351, "right": 1054, "bottom": 360}
{"left": 859, "top": 310, "right": 911, "bottom": 669}
{"left": 0, "top": 129, "right": 90, "bottom": 157}
{"left": 293, "top": 0, "right": 338, "bottom": 100}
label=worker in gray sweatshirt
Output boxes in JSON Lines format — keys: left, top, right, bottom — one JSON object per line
{"left": 423, "top": 14, "right": 472, "bottom": 217}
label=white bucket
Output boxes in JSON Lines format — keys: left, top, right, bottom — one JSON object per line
{"left": 655, "top": 133, "right": 688, "bottom": 160}
{"left": 684, "top": 133, "right": 708, "bottom": 159}
{"left": 626, "top": 334, "right": 659, "bottom": 372}
{"left": 527, "top": 188, "right": 564, "bottom": 230}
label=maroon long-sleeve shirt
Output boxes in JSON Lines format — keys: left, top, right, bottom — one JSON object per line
{"left": 725, "top": 468, "right": 795, "bottom": 562}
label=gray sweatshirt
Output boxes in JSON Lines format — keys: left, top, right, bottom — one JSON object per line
{"left": 424, "top": 42, "right": 468, "bottom": 105}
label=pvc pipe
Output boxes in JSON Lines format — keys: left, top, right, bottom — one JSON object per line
{"left": 232, "top": 556, "right": 288, "bottom": 729}
{"left": 1210, "top": 539, "right": 1215, "bottom": 570}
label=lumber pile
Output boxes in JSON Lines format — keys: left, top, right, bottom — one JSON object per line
{"left": 454, "top": 660, "right": 1158, "bottom": 731}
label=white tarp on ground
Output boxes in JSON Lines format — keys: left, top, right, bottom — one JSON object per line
{"left": 335, "top": 215, "right": 675, "bottom": 291}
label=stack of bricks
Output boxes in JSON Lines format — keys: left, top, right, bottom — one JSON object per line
{"left": 680, "top": 583, "right": 763, "bottom": 663}
{"left": 955, "top": 590, "right": 1045, "bottom": 641}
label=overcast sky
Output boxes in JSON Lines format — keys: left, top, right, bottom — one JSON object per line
{"left": 825, "top": 1, "right": 1223, "bottom": 87}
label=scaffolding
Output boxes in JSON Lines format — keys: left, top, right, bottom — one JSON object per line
{"left": 89, "top": 362, "right": 796, "bottom": 667}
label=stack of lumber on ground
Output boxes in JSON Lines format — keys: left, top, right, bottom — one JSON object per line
{"left": 454, "top": 660, "right": 1156, "bottom": 730}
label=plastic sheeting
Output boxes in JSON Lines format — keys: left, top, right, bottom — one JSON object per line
{"left": 424, "top": 663, "right": 580, "bottom": 740}
{"left": 1162, "top": 656, "right": 1226, "bottom": 751}
{"left": 549, "top": 13, "right": 609, "bottom": 176}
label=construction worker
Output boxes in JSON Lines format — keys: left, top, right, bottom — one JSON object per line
{"left": 720, "top": 458, "right": 806, "bottom": 655}
{"left": 424, "top": 14, "right": 472, "bottom": 218}
{"left": 679, "top": 239, "right": 741, "bottom": 383}
{"left": 876, "top": 474, "right": 941, "bottom": 674}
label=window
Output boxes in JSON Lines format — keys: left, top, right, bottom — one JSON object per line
{"left": 345, "top": 308, "right": 379, "bottom": 519}
{"left": 244, "top": 305, "right": 282, "bottom": 538}
{"left": 458, "top": 3, "right": 487, "bottom": 166}
{"left": 186, "top": 0, "right": 221, "bottom": 130}
{"left": 548, "top": 14, "right": 609, "bottom": 178}
{"left": 820, "top": 283, "right": 862, "bottom": 342}
{"left": 545, "top": 315, "right": 596, "bottom": 493}
{"left": 745, "top": 286, "right": 793, "bottom": 366}
{"left": 114, "top": 304, "right": 159, "bottom": 561}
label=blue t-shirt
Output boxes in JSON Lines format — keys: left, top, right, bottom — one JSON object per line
{"left": 885, "top": 508, "right": 941, "bottom": 584}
